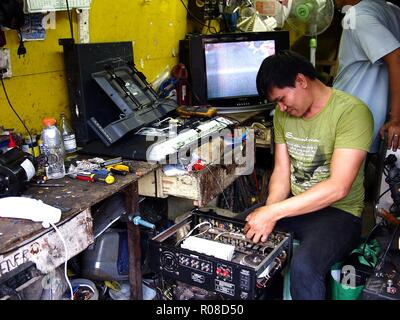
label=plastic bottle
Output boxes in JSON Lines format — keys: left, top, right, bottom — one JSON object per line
{"left": 41, "top": 118, "right": 66, "bottom": 179}
{"left": 60, "top": 113, "right": 77, "bottom": 153}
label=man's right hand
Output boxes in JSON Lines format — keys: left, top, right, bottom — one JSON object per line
{"left": 244, "top": 205, "right": 277, "bottom": 243}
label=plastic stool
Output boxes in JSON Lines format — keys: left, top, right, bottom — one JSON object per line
{"left": 282, "top": 239, "right": 300, "bottom": 300}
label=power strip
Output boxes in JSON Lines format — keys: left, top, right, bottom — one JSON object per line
{"left": 181, "top": 236, "right": 235, "bottom": 261}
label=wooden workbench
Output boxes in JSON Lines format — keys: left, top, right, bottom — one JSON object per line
{"left": 0, "top": 160, "right": 159, "bottom": 300}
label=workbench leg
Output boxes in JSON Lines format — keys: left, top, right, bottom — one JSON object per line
{"left": 124, "top": 181, "right": 143, "bottom": 300}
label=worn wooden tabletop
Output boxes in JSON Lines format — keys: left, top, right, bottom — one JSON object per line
{"left": 0, "top": 160, "right": 159, "bottom": 255}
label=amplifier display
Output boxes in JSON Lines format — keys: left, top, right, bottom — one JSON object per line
{"left": 148, "top": 209, "right": 292, "bottom": 300}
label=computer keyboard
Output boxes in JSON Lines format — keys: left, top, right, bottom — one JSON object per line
{"left": 24, "top": 0, "right": 91, "bottom": 12}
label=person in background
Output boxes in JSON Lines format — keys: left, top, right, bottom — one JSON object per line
{"left": 245, "top": 50, "right": 373, "bottom": 299}
{"left": 333, "top": 0, "right": 400, "bottom": 152}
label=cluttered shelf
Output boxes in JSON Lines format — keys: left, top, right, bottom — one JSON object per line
{"left": 0, "top": 160, "right": 158, "bottom": 255}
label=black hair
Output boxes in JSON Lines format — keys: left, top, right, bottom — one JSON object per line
{"left": 256, "top": 50, "right": 317, "bottom": 101}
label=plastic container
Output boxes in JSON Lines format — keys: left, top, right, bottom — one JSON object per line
{"left": 81, "top": 229, "right": 129, "bottom": 281}
{"left": 108, "top": 282, "right": 130, "bottom": 300}
{"left": 41, "top": 118, "right": 66, "bottom": 179}
{"left": 108, "top": 281, "right": 156, "bottom": 300}
{"left": 70, "top": 278, "right": 99, "bottom": 300}
{"left": 60, "top": 113, "right": 77, "bottom": 154}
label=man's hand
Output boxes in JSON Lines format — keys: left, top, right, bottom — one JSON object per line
{"left": 244, "top": 205, "right": 277, "bottom": 243}
{"left": 380, "top": 118, "right": 400, "bottom": 151}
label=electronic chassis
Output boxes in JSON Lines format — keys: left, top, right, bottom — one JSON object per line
{"left": 148, "top": 209, "right": 292, "bottom": 299}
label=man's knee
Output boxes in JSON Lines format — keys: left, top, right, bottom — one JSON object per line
{"left": 290, "top": 251, "right": 321, "bottom": 280}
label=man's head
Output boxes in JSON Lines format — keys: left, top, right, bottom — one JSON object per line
{"left": 256, "top": 50, "right": 317, "bottom": 117}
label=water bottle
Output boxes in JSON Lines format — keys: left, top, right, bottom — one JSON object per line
{"left": 41, "top": 118, "right": 66, "bottom": 179}
{"left": 60, "top": 113, "right": 77, "bottom": 154}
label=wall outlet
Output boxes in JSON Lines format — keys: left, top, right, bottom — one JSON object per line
{"left": 0, "top": 48, "right": 12, "bottom": 78}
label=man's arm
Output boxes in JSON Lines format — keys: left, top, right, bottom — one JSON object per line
{"left": 380, "top": 47, "right": 400, "bottom": 151}
{"left": 265, "top": 143, "right": 291, "bottom": 205}
{"left": 245, "top": 148, "right": 367, "bottom": 243}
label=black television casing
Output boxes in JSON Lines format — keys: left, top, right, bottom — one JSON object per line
{"left": 179, "top": 31, "right": 290, "bottom": 112}
{"left": 60, "top": 40, "right": 134, "bottom": 146}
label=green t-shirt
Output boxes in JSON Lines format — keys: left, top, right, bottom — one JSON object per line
{"left": 273, "top": 89, "right": 373, "bottom": 217}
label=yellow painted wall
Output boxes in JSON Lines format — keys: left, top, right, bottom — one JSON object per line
{"left": 1, "top": 0, "right": 188, "bottom": 136}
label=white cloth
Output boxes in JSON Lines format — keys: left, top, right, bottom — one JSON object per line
{"left": 0, "top": 197, "right": 61, "bottom": 228}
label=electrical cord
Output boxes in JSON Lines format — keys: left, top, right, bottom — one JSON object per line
{"left": 179, "top": 0, "right": 218, "bottom": 34}
{"left": 49, "top": 222, "right": 73, "bottom": 300}
{"left": 375, "top": 223, "right": 400, "bottom": 272}
{"left": 1, "top": 77, "right": 35, "bottom": 155}
{"left": 175, "top": 221, "right": 212, "bottom": 246}
{"left": 65, "top": 0, "right": 74, "bottom": 39}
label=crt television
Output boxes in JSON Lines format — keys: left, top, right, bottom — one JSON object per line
{"left": 180, "top": 31, "right": 290, "bottom": 113}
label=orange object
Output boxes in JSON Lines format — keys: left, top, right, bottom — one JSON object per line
{"left": 42, "top": 118, "right": 57, "bottom": 126}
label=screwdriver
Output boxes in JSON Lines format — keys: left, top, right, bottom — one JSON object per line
{"left": 69, "top": 173, "right": 114, "bottom": 184}
{"left": 90, "top": 169, "right": 116, "bottom": 184}
{"left": 106, "top": 164, "right": 130, "bottom": 175}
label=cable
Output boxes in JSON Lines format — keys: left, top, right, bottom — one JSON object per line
{"left": 1, "top": 77, "right": 35, "bottom": 155}
{"left": 375, "top": 223, "right": 400, "bottom": 272}
{"left": 205, "top": 165, "right": 232, "bottom": 211}
{"left": 179, "top": 0, "right": 218, "bottom": 34}
{"left": 65, "top": 0, "right": 74, "bottom": 39}
{"left": 49, "top": 222, "right": 73, "bottom": 300}
{"left": 175, "top": 221, "right": 212, "bottom": 246}
{"left": 214, "top": 231, "right": 244, "bottom": 240}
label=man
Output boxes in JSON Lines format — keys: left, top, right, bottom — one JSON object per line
{"left": 244, "top": 50, "right": 373, "bottom": 299}
{"left": 333, "top": 0, "right": 400, "bottom": 152}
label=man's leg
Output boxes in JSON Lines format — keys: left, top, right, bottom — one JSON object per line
{"left": 276, "top": 207, "right": 361, "bottom": 300}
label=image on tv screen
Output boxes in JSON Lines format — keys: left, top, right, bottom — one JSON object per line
{"left": 205, "top": 40, "right": 275, "bottom": 100}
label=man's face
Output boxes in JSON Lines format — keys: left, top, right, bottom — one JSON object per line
{"left": 269, "top": 76, "right": 311, "bottom": 117}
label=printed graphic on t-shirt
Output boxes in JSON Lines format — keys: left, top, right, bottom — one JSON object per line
{"left": 285, "top": 132, "right": 330, "bottom": 194}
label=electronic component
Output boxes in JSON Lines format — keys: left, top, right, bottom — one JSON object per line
{"left": 0, "top": 148, "right": 37, "bottom": 198}
{"left": 89, "top": 64, "right": 177, "bottom": 146}
{"left": 187, "top": 0, "right": 224, "bottom": 21}
{"left": 363, "top": 265, "right": 400, "bottom": 300}
{"left": 146, "top": 116, "right": 233, "bottom": 162}
{"left": 148, "top": 209, "right": 292, "bottom": 299}
{"left": 181, "top": 236, "right": 235, "bottom": 261}
{"left": 179, "top": 31, "right": 289, "bottom": 113}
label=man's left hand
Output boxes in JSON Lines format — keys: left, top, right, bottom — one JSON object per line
{"left": 244, "top": 206, "right": 277, "bottom": 243}
{"left": 380, "top": 118, "right": 400, "bottom": 151}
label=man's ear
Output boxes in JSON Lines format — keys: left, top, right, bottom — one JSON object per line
{"left": 295, "top": 73, "right": 308, "bottom": 89}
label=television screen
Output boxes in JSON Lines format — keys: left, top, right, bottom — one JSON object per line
{"left": 205, "top": 40, "right": 276, "bottom": 100}
{"left": 180, "top": 31, "right": 290, "bottom": 113}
